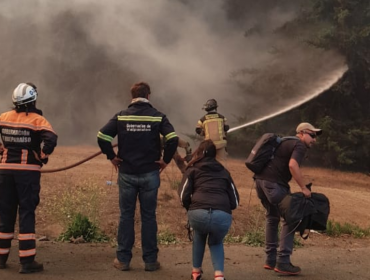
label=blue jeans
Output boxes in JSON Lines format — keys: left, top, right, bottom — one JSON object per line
{"left": 255, "top": 179, "right": 294, "bottom": 264}
{"left": 188, "top": 209, "right": 232, "bottom": 271}
{"left": 116, "top": 170, "right": 160, "bottom": 264}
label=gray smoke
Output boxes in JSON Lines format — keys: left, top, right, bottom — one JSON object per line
{"left": 0, "top": 0, "right": 345, "bottom": 145}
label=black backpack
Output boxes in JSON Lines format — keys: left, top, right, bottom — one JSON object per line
{"left": 278, "top": 192, "right": 330, "bottom": 239}
{"left": 245, "top": 133, "right": 298, "bottom": 174}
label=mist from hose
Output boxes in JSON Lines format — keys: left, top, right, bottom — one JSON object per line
{"left": 228, "top": 65, "right": 348, "bottom": 133}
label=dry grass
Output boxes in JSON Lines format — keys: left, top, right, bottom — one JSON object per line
{"left": 36, "top": 146, "right": 370, "bottom": 245}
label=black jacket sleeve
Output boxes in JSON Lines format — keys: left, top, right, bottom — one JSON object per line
{"left": 41, "top": 130, "right": 58, "bottom": 155}
{"left": 160, "top": 115, "right": 178, "bottom": 164}
{"left": 97, "top": 114, "right": 118, "bottom": 160}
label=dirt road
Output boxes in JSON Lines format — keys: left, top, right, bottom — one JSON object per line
{"left": 1, "top": 239, "right": 370, "bottom": 280}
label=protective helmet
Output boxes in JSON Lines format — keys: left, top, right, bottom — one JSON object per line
{"left": 12, "top": 83, "right": 38, "bottom": 106}
{"left": 202, "top": 99, "right": 218, "bottom": 112}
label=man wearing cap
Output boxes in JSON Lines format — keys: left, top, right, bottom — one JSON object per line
{"left": 254, "top": 122, "right": 322, "bottom": 275}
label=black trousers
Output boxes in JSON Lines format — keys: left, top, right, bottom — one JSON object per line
{"left": 0, "top": 170, "right": 41, "bottom": 264}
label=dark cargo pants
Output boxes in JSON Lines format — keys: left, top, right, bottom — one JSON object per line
{"left": 255, "top": 179, "right": 295, "bottom": 264}
{"left": 0, "top": 171, "right": 40, "bottom": 264}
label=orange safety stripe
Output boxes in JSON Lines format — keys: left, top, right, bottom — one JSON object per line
{"left": 21, "top": 149, "right": 28, "bottom": 164}
{"left": 19, "top": 248, "right": 36, "bottom": 257}
{"left": 0, "top": 248, "right": 10, "bottom": 255}
{"left": 0, "top": 121, "right": 55, "bottom": 133}
{"left": 0, "top": 163, "right": 41, "bottom": 171}
{"left": 18, "top": 233, "right": 36, "bottom": 240}
{"left": 0, "top": 111, "right": 56, "bottom": 134}
{"left": 0, "top": 232, "right": 14, "bottom": 239}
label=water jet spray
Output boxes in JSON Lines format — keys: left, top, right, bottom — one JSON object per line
{"left": 41, "top": 65, "right": 348, "bottom": 173}
{"left": 228, "top": 65, "right": 348, "bottom": 133}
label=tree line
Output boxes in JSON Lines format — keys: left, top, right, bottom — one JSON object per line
{"left": 227, "top": 0, "right": 370, "bottom": 172}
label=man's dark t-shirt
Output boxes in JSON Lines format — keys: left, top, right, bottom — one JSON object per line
{"left": 254, "top": 139, "right": 307, "bottom": 188}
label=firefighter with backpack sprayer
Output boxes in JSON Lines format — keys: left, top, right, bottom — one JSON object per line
{"left": 195, "top": 99, "right": 229, "bottom": 165}
{"left": 252, "top": 122, "right": 322, "bottom": 275}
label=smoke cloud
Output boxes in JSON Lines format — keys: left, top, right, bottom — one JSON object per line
{"left": 0, "top": 0, "right": 346, "bottom": 145}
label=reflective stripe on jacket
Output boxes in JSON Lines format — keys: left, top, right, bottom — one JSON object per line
{"left": 0, "top": 109, "right": 57, "bottom": 171}
{"left": 196, "top": 112, "right": 228, "bottom": 149}
{"left": 98, "top": 101, "right": 178, "bottom": 174}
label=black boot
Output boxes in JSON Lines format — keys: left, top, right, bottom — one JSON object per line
{"left": 19, "top": 261, "right": 44, "bottom": 274}
{"left": 0, "top": 254, "right": 8, "bottom": 269}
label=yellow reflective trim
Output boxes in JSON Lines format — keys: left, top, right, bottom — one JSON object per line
{"left": 204, "top": 114, "right": 220, "bottom": 120}
{"left": 165, "top": 132, "right": 178, "bottom": 141}
{"left": 118, "top": 116, "right": 162, "bottom": 122}
{"left": 202, "top": 118, "right": 226, "bottom": 143}
{"left": 97, "top": 131, "right": 113, "bottom": 142}
{"left": 203, "top": 119, "right": 223, "bottom": 126}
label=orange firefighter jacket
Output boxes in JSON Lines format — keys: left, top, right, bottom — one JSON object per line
{"left": 0, "top": 108, "right": 57, "bottom": 171}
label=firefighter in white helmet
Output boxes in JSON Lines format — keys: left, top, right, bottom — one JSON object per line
{"left": 0, "top": 83, "right": 57, "bottom": 273}
{"left": 195, "top": 99, "right": 229, "bottom": 164}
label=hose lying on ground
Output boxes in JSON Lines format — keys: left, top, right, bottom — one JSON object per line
{"left": 41, "top": 144, "right": 118, "bottom": 173}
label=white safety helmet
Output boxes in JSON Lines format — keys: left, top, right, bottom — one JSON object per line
{"left": 12, "top": 83, "right": 38, "bottom": 106}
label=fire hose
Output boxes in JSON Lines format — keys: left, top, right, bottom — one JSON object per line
{"left": 39, "top": 122, "right": 241, "bottom": 174}
{"left": 41, "top": 144, "right": 118, "bottom": 173}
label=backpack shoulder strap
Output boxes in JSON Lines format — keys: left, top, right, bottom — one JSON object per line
{"left": 281, "top": 136, "right": 300, "bottom": 141}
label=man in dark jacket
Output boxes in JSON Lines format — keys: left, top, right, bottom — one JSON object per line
{"left": 0, "top": 83, "right": 57, "bottom": 273}
{"left": 254, "top": 122, "right": 322, "bottom": 275}
{"left": 97, "top": 82, "right": 178, "bottom": 272}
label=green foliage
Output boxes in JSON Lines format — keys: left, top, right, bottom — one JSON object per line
{"left": 326, "top": 220, "right": 370, "bottom": 238}
{"left": 224, "top": 229, "right": 265, "bottom": 247}
{"left": 158, "top": 230, "right": 178, "bottom": 245}
{"left": 240, "top": 231, "right": 265, "bottom": 247}
{"left": 58, "top": 213, "right": 108, "bottom": 242}
{"left": 293, "top": 236, "right": 304, "bottom": 248}
{"left": 170, "top": 179, "right": 181, "bottom": 190}
{"left": 223, "top": 233, "right": 243, "bottom": 243}
{"left": 44, "top": 179, "right": 108, "bottom": 241}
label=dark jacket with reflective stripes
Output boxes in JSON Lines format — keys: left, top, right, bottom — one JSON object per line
{"left": 0, "top": 107, "right": 58, "bottom": 172}
{"left": 97, "top": 101, "right": 178, "bottom": 174}
{"left": 178, "top": 157, "right": 239, "bottom": 214}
